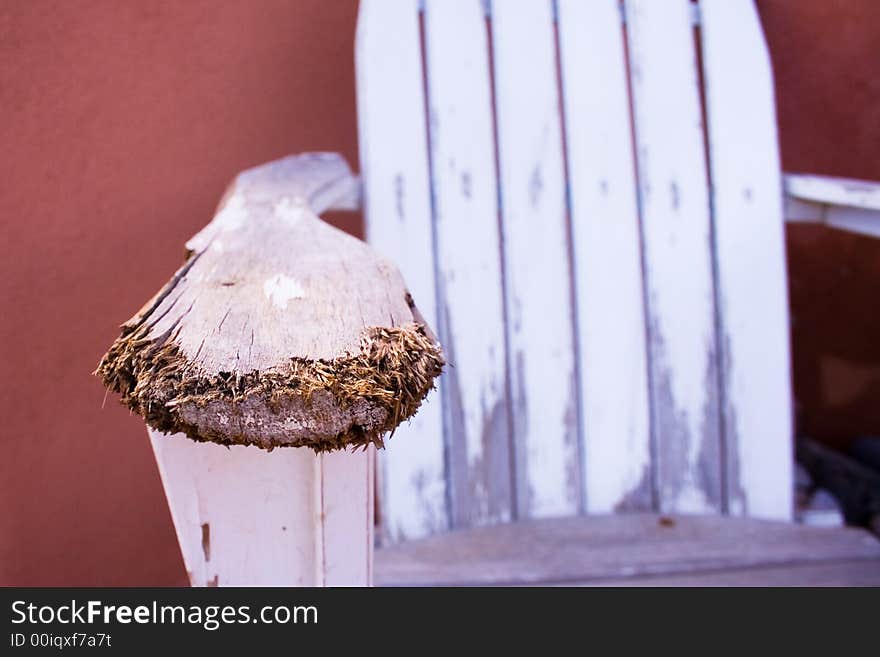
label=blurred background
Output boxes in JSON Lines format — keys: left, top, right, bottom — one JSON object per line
{"left": 1, "top": 0, "right": 878, "bottom": 585}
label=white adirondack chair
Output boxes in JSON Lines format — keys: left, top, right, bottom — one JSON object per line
{"left": 149, "top": 0, "right": 880, "bottom": 586}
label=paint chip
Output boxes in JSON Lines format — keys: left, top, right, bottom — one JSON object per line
{"left": 263, "top": 274, "right": 305, "bottom": 310}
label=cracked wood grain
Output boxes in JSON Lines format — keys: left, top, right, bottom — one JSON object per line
{"left": 97, "top": 153, "right": 443, "bottom": 452}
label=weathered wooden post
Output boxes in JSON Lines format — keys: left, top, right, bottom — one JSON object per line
{"left": 96, "top": 153, "right": 443, "bottom": 586}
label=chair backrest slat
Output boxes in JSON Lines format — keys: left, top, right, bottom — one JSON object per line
{"left": 356, "top": 0, "right": 448, "bottom": 541}
{"left": 558, "top": 0, "right": 652, "bottom": 513}
{"left": 701, "top": 0, "right": 792, "bottom": 518}
{"left": 625, "top": 0, "right": 722, "bottom": 514}
{"left": 492, "top": 0, "right": 581, "bottom": 519}
{"left": 424, "top": 0, "right": 514, "bottom": 527}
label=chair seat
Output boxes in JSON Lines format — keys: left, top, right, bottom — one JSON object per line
{"left": 375, "top": 514, "right": 880, "bottom": 586}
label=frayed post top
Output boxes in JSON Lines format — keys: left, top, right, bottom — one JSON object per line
{"left": 96, "top": 153, "right": 443, "bottom": 452}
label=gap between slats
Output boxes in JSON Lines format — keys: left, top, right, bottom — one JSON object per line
{"left": 552, "top": 1, "right": 588, "bottom": 518}
{"left": 692, "top": 8, "right": 731, "bottom": 515}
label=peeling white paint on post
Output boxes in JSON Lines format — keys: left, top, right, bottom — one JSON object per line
{"left": 149, "top": 431, "right": 372, "bottom": 586}
{"left": 424, "top": 0, "right": 512, "bottom": 527}
{"left": 700, "top": 0, "right": 792, "bottom": 519}
{"left": 356, "top": 0, "right": 449, "bottom": 540}
{"left": 557, "top": 0, "right": 652, "bottom": 513}
{"left": 625, "top": 0, "right": 722, "bottom": 513}
{"left": 491, "top": 0, "right": 580, "bottom": 518}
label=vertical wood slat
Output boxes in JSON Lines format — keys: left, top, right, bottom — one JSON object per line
{"left": 423, "top": 0, "right": 513, "bottom": 527}
{"left": 700, "top": 0, "right": 793, "bottom": 519}
{"left": 557, "top": 0, "right": 652, "bottom": 513}
{"left": 625, "top": 0, "right": 722, "bottom": 513}
{"left": 149, "top": 431, "right": 372, "bottom": 586}
{"left": 491, "top": 0, "right": 580, "bottom": 518}
{"left": 356, "top": 0, "right": 448, "bottom": 541}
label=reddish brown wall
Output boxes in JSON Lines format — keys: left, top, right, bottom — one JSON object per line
{"left": 758, "top": 1, "right": 880, "bottom": 449}
{"left": 1, "top": 1, "right": 878, "bottom": 585}
{"left": 0, "top": 0, "right": 360, "bottom": 586}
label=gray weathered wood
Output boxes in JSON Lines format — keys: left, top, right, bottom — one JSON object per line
{"left": 99, "top": 152, "right": 442, "bottom": 451}
{"left": 570, "top": 559, "right": 880, "bottom": 587}
{"left": 178, "top": 153, "right": 413, "bottom": 366}
{"left": 376, "top": 513, "right": 880, "bottom": 586}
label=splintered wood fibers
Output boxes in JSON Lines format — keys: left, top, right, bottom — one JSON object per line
{"left": 97, "top": 317, "right": 443, "bottom": 453}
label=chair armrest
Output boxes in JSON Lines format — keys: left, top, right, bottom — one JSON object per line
{"left": 784, "top": 173, "right": 880, "bottom": 238}
{"left": 321, "top": 172, "right": 362, "bottom": 212}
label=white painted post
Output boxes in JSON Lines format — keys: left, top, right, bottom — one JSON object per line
{"left": 150, "top": 432, "right": 372, "bottom": 586}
